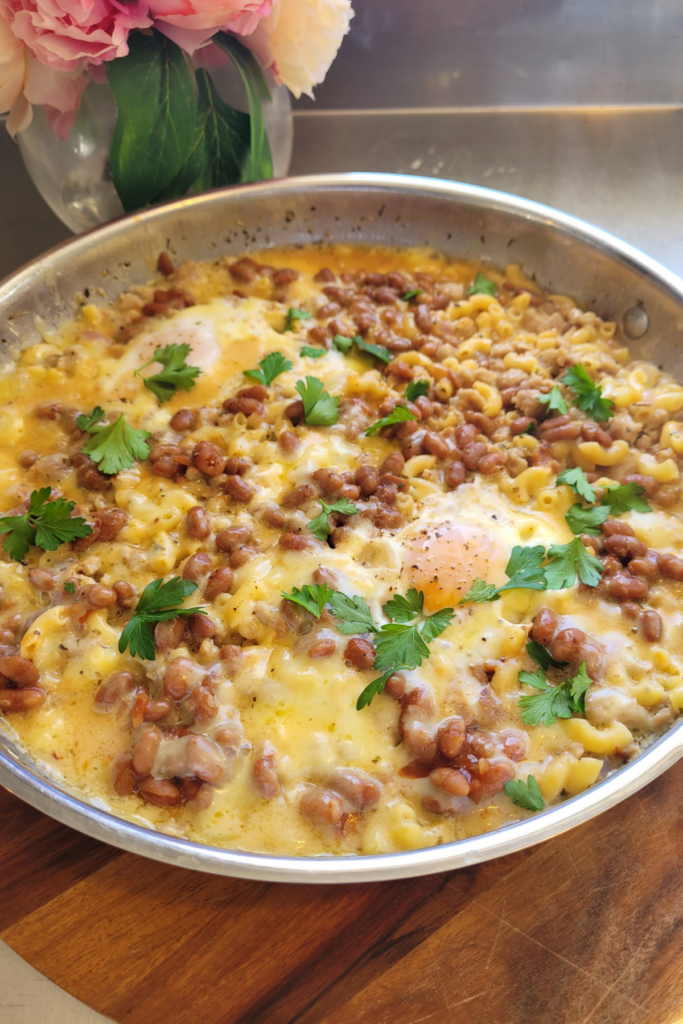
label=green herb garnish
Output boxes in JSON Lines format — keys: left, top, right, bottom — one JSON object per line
{"left": 405, "top": 379, "right": 430, "bottom": 402}
{"left": 244, "top": 351, "right": 292, "bottom": 385}
{"left": 402, "top": 289, "right": 422, "bottom": 301}
{"left": 79, "top": 412, "right": 151, "bottom": 475}
{"left": 307, "top": 497, "right": 360, "bottom": 542}
{"left": 543, "top": 537, "right": 604, "bottom": 590}
{"left": 557, "top": 467, "right": 596, "bottom": 503}
{"left": 526, "top": 639, "right": 567, "bottom": 670}
{"left": 283, "top": 307, "right": 312, "bottom": 332}
{"left": 295, "top": 376, "right": 340, "bottom": 426}
{"left": 328, "top": 592, "right": 378, "bottom": 635}
{"left": 518, "top": 661, "right": 592, "bottom": 727}
{"left": 601, "top": 482, "right": 652, "bottom": 515}
{"left": 538, "top": 386, "right": 568, "bottom": 415}
{"left": 63, "top": 581, "right": 76, "bottom": 595}
{"left": 135, "top": 343, "right": 201, "bottom": 403}
{"left": 118, "top": 576, "right": 203, "bottom": 660}
{"left": 364, "top": 403, "right": 416, "bottom": 436}
{"left": 504, "top": 775, "right": 545, "bottom": 811}
{"left": 300, "top": 347, "right": 327, "bottom": 359}
{"left": 460, "top": 545, "right": 547, "bottom": 603}
{"left": 561, "top": 364, "right": 614, "bottom": 422}
{"left": 0, "top": 488, "right": 93, "bottom": 562}
{"left": 564, "top": 503, "right": 611, "bottom": 536}
{"left": 281, "top": 583, "right": 334, "bottom": 618}
{"left": 467, "top": 272, "right": 497, "bottom": 297}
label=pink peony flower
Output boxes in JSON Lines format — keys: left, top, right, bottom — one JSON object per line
{"left": 0, "top": 0, "right": 152, "bottom": 73}
{"left": 149, "top": 0, "right": 272, "bottom": 57}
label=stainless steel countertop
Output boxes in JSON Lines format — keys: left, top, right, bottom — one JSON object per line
{"left": 1, "top": 103, "right": 682, "bottom": 1022}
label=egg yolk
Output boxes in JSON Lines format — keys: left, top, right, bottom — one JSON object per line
{"left": 404, "top": 520, "right": 509, "bottom": 612}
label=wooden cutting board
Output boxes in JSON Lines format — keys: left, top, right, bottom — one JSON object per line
{"left": 2, "top": 763, "right": 683, "bottom": 1024}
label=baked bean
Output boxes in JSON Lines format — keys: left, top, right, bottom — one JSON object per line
{"left": 310, "top": 571, "right": 336, "bottom": 593}
{"left": 132, "top": 728, "right": 161, "bottom": 775}
{"left": 580, "top": 534, "right": 603, "bottom": 555}
{"left": 658, "top": 553, "right": 683, "bottom": 581}
{"left": 339, "top": 483, "right": 361, "bottom": 501}
{"left": 186, "top": 506, "right": 210, "bottom": 540}
{"left": 138, "top": 776, "right": 182, "bottom": 807}
{"left": 344, "top": 637, "right": 375, "bottom": 670}
{"left": 531, "top": 607, "right": 558, "bottom": 646}
{"left": 401, "top": 437, "right": 425, "bottom": 460}
{"left": 158, "top": 252, "right": 174, "bottom": 276}
{"left": 223, "top": 396, "right": 264, "bottom": 417}
{"left": 445, "top": 460, "right": 466, "bottom": 489}
{"left": 0, "top": 655, "right": 39, "bottom": 687}
{"left": 384, "top": 672, "right": 406, "bottom": 699}
{"left": 216, "top": 525, "right": 251, "bottom": 552}
{"left": 28, "top": 568, "right": 56, "bottom": 591}
{"left": 414, "top": 303, "right": 433, "bottom": 333}
{"left": 320, "top": 305, "right": 344, "bottom": 322}
{"left": 601, "top": 520, "right": 634, "bottom": 537}
{"left": 510, "top": 417, "right": 533, "bottom": 436}
{"left": 149, "top": 456, "right": 177, "bottom": 479}
{"left": 641, "top": 610, "right": 663, "bottom": 643}
{"left": 110, "top": 581, "right": 135, "bottom": 610}
{"left": 281, "top": 484, "right": 318, "bottom": 508}
{"left": 301, "top": 787, "right": 344, "bottom": 825}
{"left": 144, "top": 699, "right": 172, "bottom": 722}
{"left": 467, "top": 412, "right": 496, "bottom": 437}
{"left": 604, "top": 534, "right": 647, "bottom": 560}
{"left": 308, "top": 639, "right": 336, "bottom": 659}
{"left": 621, "top": 473, "right": 659, "bottom": 495}
{"left": 186, "top": 734, "right": 226, "bottom": 784}
{"left": 218, "top": 646, "right": 243, "bottom": 678}
{"left": 395, "top": 419, "right": 419, "bottom": 443}
{"left": 142, "top": 302, "right": 170, "bottom": 317}
{"left": 279, "top": 431, "right": 300, "bottom": 455}
{"left": 469, "top": 761, "right": 516, "bottom": 804}
{"left": 628, "top": 555, "right": 659, "bottom": 580}
{"left": 279, "top": 532, "right": 313, "bottom": 551}
{"left": 0, "top": 687, "right": 45, "bottom": 712}
{"left": 17, "top": 449, "right": 40, "bottom": 468}
{"left": 214, "top": 720, "right": 243, "bottom": 754}
{"left": 550, "top": 627, "right": 586, "bottom": 663}
{"left": 94, "top": 671, "right": 136, "bottom": 710}
{"left": 154, "top": 617, "right": 185, "bottom": 652}
{"left": 422, "top": 432, "right": 450, "bottom": 459}
{"left": 163, "top": 657, "right": 200, "bottom": 700}
{"left": 606, "top": 572, "right": 649, "bottom": 600}
{"left": 373, "top": 506, "right": 403, "bottom": 529}
{"left": 602, "top": 556, "right": 622, "bottom": 576}
{"left": 112, "top": 754, "right": 136, "bottom": 796}
{"left": 388, "top": 360, "right": 414, "bottom": 381}
{"left": 232, "top": 545, "right": 259, "bottom": 569}
{"left": 355, "top": 464, "right": 379, "bottom": 495}
{"left": 323, "top": 285, "right": 351, "bottom": 305}
{"left": 205, "top": 567, "right": 234, "bottom": 601}
{"left": 330, "top": 768, "right": 381, "bottom": 809}
{"left": 455, "top": 423, "right": 479, "bottom": 448}
{"left": 238, "top": 385, "right": 269, "bottom": 403}
{"left": 540, "top": 421, "right": 581, "bottom": 442}
{"left": 313, "top": 467, "right": 344, "bottom": 494}
{"left": 35, "top": 401, "right": 62, "bottom": 420}
{"left": 169, "top": 408, "right": 196, "bottom": 431}
{"left": 76, "top": 456, "right": 111, "bottom": 491}
{"left": 261, "top": 505, "right": 286, "bottom": 528}
{"left": 315, "top": 268, "right": 335, "bottom": 283}
{"left": 500, "top": 729, "right": 529, "bottom": 762}
{"left": 621, "top": 601, "right": 640, "bottom": 621}
{"left": 414, "top": 395, "right": 433, "bottom": 419}
{"left": 379, "top": 451, "right": 405, "bottom": 477}
{"left": 438, "top": 717, "right": 466, "bottom": 760}
{"left": 186, "top": 613, "right": 215, "bottom": 639}
{"left": 479, "top": 451, "right": 505, "bottom": 475}
{"left": 225, "top": 475, "right": 255, "bottom": 503}
{"left": 462, "top": 442, "right": 487, "bottom": 470}
{"left": 223, "top": 458, "right": 250, "bottom": 479}
{"left": 183, "top": 552, "right": 212, "bottom": 582}
{"left": 192, "top": 441, "right": 226, "bottom": 476}
{"left": 229, "top": 260, "right": 255, "bottom": 283}
{"left": 188, "top": 685, "right": 217, "bottom": 724}
{"left": 402, "top": 719, "right": 437, "bottom": 763}
{"left": 253, "top": 743, "right": 281, "bottom": 798}
{"left": 273, "top": 268, "right": 298, "bottom": 286}
{"left": 429, "top": 767, "right": 470, "bottom": 797}
{"left": 581, "top": 421, "right": 612, "bottom": 446}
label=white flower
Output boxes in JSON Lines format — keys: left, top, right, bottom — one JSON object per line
{"left": 244, "top": 0, "right": 353, "bottom": 99}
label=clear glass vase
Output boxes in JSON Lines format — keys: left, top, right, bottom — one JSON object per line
{"left": 17, "top": 63, "right": 293, "bottom": 234}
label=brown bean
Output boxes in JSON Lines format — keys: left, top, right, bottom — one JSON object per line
{"left": 422, "top": 432, "right": 450, "bottom": 459}
{"left": 132, "top": 728, "right": 161, "bottom": 775}
{"left": 28, "top": 568, "right": 57, "bottom": 591}
{"left": 396, "top": 420, "right": 419, "bottom": 443}
{"left": 550, "top": 627, "right": 586, "bottom": 663}
{"left": 628, "top": 555, "right": 659, "bottom": 580}
{"left": 186, "top": 734, "right": 226, "bottom": 784}
{"left": 376, "top": 452, "right": 403, "bottom": 477}
{"left": 455, "top": 423, "right": 479, "bottom": 448}
{"left": 273, "top": 268, "right": 299, "bottom": 286}
{"left": 223, "top": 396, "right": 265, "bottom": 417}
{"left": 94, "top": 670, "right": 136, "bottom": 710}
{"left": 467, "top": 412, "right": 496, "bottom": 437}
{"left": 144, "top": 699, "right": 172, "bottom": 722}
{"left": 308, "top": 638, "right": 336, "bottom": 659}
{"left": 149, "top": 457, "right": 177, "bottom": 479}
{"left": 154, "top": 617, "right": 185, "bottom": 652}
{"left": 222, "top": 458, "right": 250, "bottom": 479}
{"left": 284, "top": 400, "right": 305, "bottom": 425}
{"left": 35, "top": 401, "right": 62, "bottom": 420}
{"left": 373, "top": 506, "right": 403, "bottom": 529}
{"left": 163, "top": 657, "right": 199, "bottom": 700}
{"left": 186, "top": 612, "right": 215, "bottom": 639}
{"left": 462, "top": 442, "right": 487, "bottom": 470}
{"left": 112, "top": 754, "right": 136, "bottom": 796}
{"left": 279, "top": 430, "right": 299, "bottom": 453}
{"left": 540, "top": 422, "right": 582, "bottom": 442}
{"left": 278, "top": 532, "right": 312, "bottom": 551}
{"left": 186, "top": 506, "right": 209, "bottom": 540}
{"left": 581, "top": 421, "right": 612, "bottom": 446}
{"left": 188, "top": 685, "right": 217, "bottom": 724}
{"left": 0, "top": 687, "right": 45, "bottom": 712}
{"left": 604, "top": 534, "right": 647, "bottom": 560}
{"left": 82, "top": 584, "right": 117, "bottom": 610}
{"left": 606, "top": 572, "right": 649, "bottom": 600}
{"left": 354, "top": 464, "right": 379, "bottom": 495}
{"left": 142, "top": 302, "right": 170, "bottom": 318}
{"left": 301, "top": 787, "right": 344, "bottom": 825}
{"left": 169, "top": 408, "right": 196, "bottom": 431}
{"left": 314, "top": 268, "right": 335, "bottom": 283}
{"left": 225, "top": 475, "right": 255, "bottom": 503}
{"left": 621, "top": 601, "right": 640, "bottom": 620}
{"left": 313, "top": 467, "right": 344, "bottom": 494}
{"left": 229, "top": 260, "right": 255, "bottom": 283}
{"left": 413, "top": 303, "right": 433, "bottom": 333}
{"left": 192, "top": 441, "right": 226, "bottom": 477}
{"left": 602, "top": 556, "right": 622, "bottom": 577}
{"left": 238, "top": 384, "right": 269, "bottom": 402}
{"left": 183, "top": 552, "right": 212, "bottom": 582}
{"left": 384, "top": 672, "right": 406, "bottom": 699}
{"left": 109, "top": 581, "right": 135, "bottom": 610}
{"left": 531, "top": 607, "right": 558, "bottom": 646}
{"left": 658, "top": 553, "right": 683, "bottom": 581}
{"left": 282, "top": 484, "right": 318, "bottom": 508}
{"left": 601, "top": 520, "right": 635, "bottom": 537}
{"left": 0, "top": 655, "right": 39, "bottom": 687}
{"left": 641, "top": 609, "right": 663, "bottom": 643}
{"left": 218, "top": 644, "right": 243, "bottom": 675}
{"left": 445, "top": 460, "right": 466, "bottom": 489}
{"left": 339, "top": 483, "right": 361, "bottom": 501}
{"left": 330, "top": 768, "right": 381, "bottom": 809}
{"left": 17, "top": 449, "right": 40, "bottom": 469}
{"left": 621, "top": 473, "right": 659, "bottom": 495}
{"left": 437, "top": 717, "right": 466, "bottom": 760}
{"left": 469, "top": 761, "right": 515, "bottom": 804}
{"left": 138, "top": 776, "right": 182, "bottom": 807}
{"left": 157, "top": 252, "right": 174, "bottom": 276}
{"left": 344, "top": 637, "right": 375, "bottom": 670}
{"left": 510, "top": 416, "right": 533, "bottom": 436}
{"left": 253, "top": 744, "right": 281, "bottom": 798}
{"left": 216, "top": 525, "right": 251, "bottom": 552}
{"left": 76, "top": 456, "right": 111, "bottom": 491}
{"left": 479, "top": 451, "right": 505, "bottom": 475}
{"left": 429, "top": 767, "right": 471, "bottom": 797}
{"left": 205, "top": 567, "right": 234, "bottom": 601}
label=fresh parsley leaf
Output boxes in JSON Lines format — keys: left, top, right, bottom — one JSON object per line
{"left": 281, "top": 583, "right": 333, "bottom": 619}
{"left": 76, "top": 407, "right": 105, "bottom": 432}
{"left": 467, "top": 272, "right": 497, "bottom": 296}
{"left": 355, "top": 336, "right": 391, "bottom": 364}
{"left": 383, "top": 588, "right": 424, "bottom": 623}
{"left": 300, "top": 346, "right": 327, "bottom": 359}
{"left": 135, "top": 343, "right": 201, "bottom": 403}
{"left": 0, "top": 488, "right": 93, "bottom": 562}
{"left": 568, "top": 661, "right": 592, "bottom": 712}
{"left": 63, "top": 581, "right": 76, "bottom": 595}
{"left": 405, "top": 379, "right": 430, "bottom": 402}
{"left": 461, "top": 545, "right": 547, "bottom": 604}
{"left": 80, "top": 413, "right": 151, "bottom": 475}
{"left": 557, "top": 467, "right": 596, "bottom": 503}
{"left": 538, "top": 386, "right": 568, "bottom": 415}
{"left": 307, "top": 497, "right": 360, "bottom": 542}
{"left": 244, "top": 351, "right": 292, "bottom": 386}
{"left": 504, "top": 775, "right": 545, "bottom": 812}
{"left": 328, "top": 592, "right": 378, "bottom": 634}
{"left": 522, "top": 420, "right": 537, "bottom": 435}
{"left": 561, "top": 364, "right": 614, "bottom": 422}
{"left": 565, "top": 502, "right": 611, "bottom": 536}
{"left": 526, "top": 639, "right": 567, "bottom": 670}
{"left": 373, "top": 622, "right": 430, "bottom": 676}
{"left": 518, "top": 667, "right": 548, "bottom": 689}
{"left": 295, "top": 377, "right": 340, "bottom": 427}
{"left": 518, "top": 679, "right": 574, "bottom": 727}
{"left": 332, "top": 333, "right": 354, "bottom": 355}
{"left": 602, "top": 482, "right": 652, "bottom": 515}
{"left": 283, "top": 307, "right": 312, "bottom": 332}
{"left": 401, "top": 289, "right": 422, "bottom": 301}
{"left": 420, "top": 607, "right": 455, "bottom": 644}
{"left": 459, "top": 578, "right": 499, "bottom": 603}
{"left": 356, "top": 670, "right": 395, "bottom": 710}
{"left": 544, "top": 537, "right": 604, "bottom": 589}
{"left": 364, "top": 403, "right": 416, "bottom": 436}
{"left": 118, "top": 576, "right": 202, "bottom": 660}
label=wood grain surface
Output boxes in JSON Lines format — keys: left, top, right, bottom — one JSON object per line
{"left": 3, "top": 763, "right": 683, "bottom": 1024}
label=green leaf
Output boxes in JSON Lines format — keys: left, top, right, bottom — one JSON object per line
{"left": 63, "top": 581, "right": 76, "bottom": 595}
{"left": 561, "top": 364, "right": 614, "bottom": 422}
{"left": 281, "top": 583, "right": 333, "bottom": 619}
{"left": 373, "top": 622, "right": 429, "bottom": 675}
{"left": 544, "top": 537, "right": 604, "bottom": 590}
{"left": 501, "top": 545, "right": 547, "bottom": 592}
{"left": 504, "top": 775, "right": 545, "bottom": 812}
{"left": 0, "top": 515, "right": 34, "bottom": 561}
{"left": 300, "top": 347, "right": 327, "bottom": 359}
{"left": 118, "top": 576, "right": 202, "bottom": 660}
{"left": 328, "top": 592, "right": 378, "bottom": 635}
{"left": 521, "top": 420, "right": 537, "bottom": 435}
{"left": 244, "top": 351, "right": 292, "bottom": 387}
{"left": 0, "top": 488, "right": 92, "bottom": 562}
{"left": 119, "top": 616, "right": 156, "bottom": 661}
{"left": 356, "top": 670, "right": 395, "bottom": 710}
{"left": 136, "top": 576, "right": 199, "bottom": 617}
{"left": 538, "top": 386, "right": 568, "bottom": 415}
{"left": 76, "top": 407, "right": 105, "bottom": 432}
{"left": 602, "top": 482, "right": 652, "bottom": 515}
{"left": 81, "top": 413, "right": 151, "bottom": 475}
{"left": 401, "top": 289, "right": 422, "bottom": 301}
{"left": 283, "top": 308, "right": 312, "bottom": 332}
{"left": 355, "top": 337, "right": 391, "bottom": 364}
{"left": 190, "top": 68, "right": 250, "bottom": 192}
{"left": 215, "top": 32, "right": 273, "bottom": 183}
{"left": 518, "top": 667, "right": 548, "bottom": 689}
{"left": 383, "top": 588, "right": 424, "bottom": 623}
{"left": 405, "top": 379, "right": 430, "bottom": 402}
{"left": 332, "top": 334, "right": 354, "bottom": 355}
{"left": 420, "top": 607, "right": 455, "bottom": 644}
{"left": 307, "top": 497, "right": 359, "bottom": 542}
{"left": 107, "top": 30, "right": 197, "bottom": 212}
{"left": 557, "top": 467, "right": 596, "bottom": 503}
{"left": 135, "top": 343, "right": 201, "bottom": 403}
{"left": 459, "top": 577, "right": 500, "bottom": 604}
{"left": 565, "top": 502, "right": 610, "bottom": 536}
{"left": 295, "top": 377, "right": 340, "bottom": 426}
{"left": 526, "top": 639, "right": 568, "bottom": 670}
{"left": 568, "top": 661, "right": 592, "bottom": 712}
{"left": 467, "top": 272, "right": 497, "bottom": 296}
{"left": 364, "top": 403, "right": 416, "bottom": 436}
{"left": 519, "top": 681, "right": 574, "bottom": 727}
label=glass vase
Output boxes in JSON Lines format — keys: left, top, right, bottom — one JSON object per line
{"left": 17, "top": 63, "right": 293, "bottom": 235}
